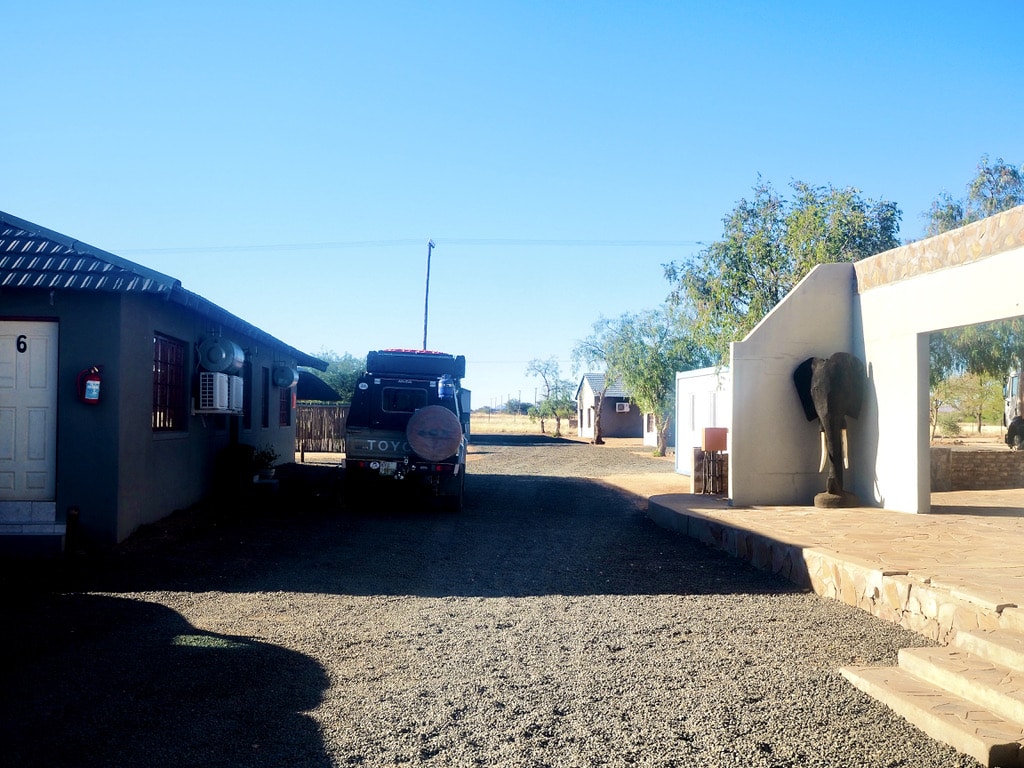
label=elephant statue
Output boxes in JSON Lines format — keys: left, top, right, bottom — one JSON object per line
{"left": 793, "top": 352, "right": 868, "bottom": 506}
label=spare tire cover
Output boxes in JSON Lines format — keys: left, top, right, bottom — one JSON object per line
{"left": 407, "top": 405, "right": 463, "bottom": 461}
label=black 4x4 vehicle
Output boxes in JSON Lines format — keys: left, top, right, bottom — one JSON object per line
{"left": 344, "top": 349, "right": 469, "bottom": 511}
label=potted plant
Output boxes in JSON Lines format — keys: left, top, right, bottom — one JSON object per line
{"left": 253, "top": 444, "right": 280, "bottom": 480}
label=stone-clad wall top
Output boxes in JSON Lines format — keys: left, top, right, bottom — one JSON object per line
{"left": 854, "top": 204, "right": 1024, "bottom": 292}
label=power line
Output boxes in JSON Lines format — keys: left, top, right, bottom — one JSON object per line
{"left": 472, "top": 359, "right": 573, "bottom": 364}
{"left": 438, "top": 238, "right": 706, "bottom": 247}
{"left": 118, "top": 237, "right": 707, "bottom": 256}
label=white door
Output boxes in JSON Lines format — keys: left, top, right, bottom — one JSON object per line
{"left": 0, "top": 321, "right": 59, "bottom": 501}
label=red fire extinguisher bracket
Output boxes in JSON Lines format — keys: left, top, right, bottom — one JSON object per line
{"left": 77, "top": 366, "right": 103, "bottom": 404}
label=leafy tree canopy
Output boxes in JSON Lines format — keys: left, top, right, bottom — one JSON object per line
{"left": 926, "top": 155, "right": 1024, "bottom": 384}
{"left": 576, "top": 307, "right": 712, "bottom": 456}
{"left": 665, "top": 178, "right": 900, "bottom": 364}
{"left": 302, "top": 349, "right": 365, "bottom": 402}
{"left": 526, "top": 357, "right": 575, "bottom": 437}
{"left": 930, "top": 319, "right": 1024, "bottom": 385}
{"left": 930, "top": 372, "right": 1003, "bottom": 437}
{"left": 924, "top": 155, "right": 1024, "bottom": 236}
{"left": 504, "top": 398, "right": 531, "bottom": 416}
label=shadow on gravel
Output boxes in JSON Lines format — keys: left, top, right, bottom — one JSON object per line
{"left": 0, "top": 594, "right": 330, "bottom": 768}
{"left": 15, "top": 468, "right": 801, "bottom": 601}
{"left": 297, "top": 473, "right": 799, "bottom": 600}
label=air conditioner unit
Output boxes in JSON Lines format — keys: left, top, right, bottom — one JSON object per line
{"left": 229, "top": 375, "right": 244, "bottom": 412}
{"left": 615, "top": 402, "right": 630, "bottom": 413}
{"left": 199, "top": 371, "right": 230, "bottom": 410}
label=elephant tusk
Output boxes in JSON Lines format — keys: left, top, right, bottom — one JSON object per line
{"left": 842, "top": 428, "right": 849, "bottom": 469}
{"left": 819, "top": 431, "right": 827, "bottom": 473}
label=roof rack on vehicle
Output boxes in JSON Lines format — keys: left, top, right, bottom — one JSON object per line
{"left": 366, "top": 349, "right": 466, "bottom": 378}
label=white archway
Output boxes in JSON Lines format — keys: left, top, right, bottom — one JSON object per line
{"left": 729, "top": 206, "right": 1024, "bottom": 513}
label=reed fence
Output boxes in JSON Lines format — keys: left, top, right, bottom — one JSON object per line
{"left": 296, "top": 403, "right": 349, "bottom": 458}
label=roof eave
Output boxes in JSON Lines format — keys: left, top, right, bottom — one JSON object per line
{"left": 0, "top": 210, "right": 328, "bottom": 371}
{"left": 0, "top": 211, "right": 181, "bottom": 291}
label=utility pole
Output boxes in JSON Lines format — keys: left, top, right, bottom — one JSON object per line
{"left": 422, "top": 239, "right": 435, "bottom": 350}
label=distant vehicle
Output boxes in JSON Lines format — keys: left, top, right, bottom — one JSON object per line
{"left": 344, "top": 349, "right": 470, "bottom": 511}
{"left": 1004, "top": 369, "right": 1024, "bottom": 450}
{"left": 1007, "top": 370, "right": 1022, "bottom": 424}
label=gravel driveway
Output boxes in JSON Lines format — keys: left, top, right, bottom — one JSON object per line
{"left": 1, "top": 435, "right": 976, "bottom": 767}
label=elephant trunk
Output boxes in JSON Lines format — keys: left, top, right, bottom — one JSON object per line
{"left": 819, "top": 427, "right": 851, "bottom": 476}
{"left": 796, "top": 352, "right": 866, "bottom": 500}
{"left": 820, "top": 413, "right": 846, "bottom": 495}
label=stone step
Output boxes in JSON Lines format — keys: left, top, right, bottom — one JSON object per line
{"left": 1000, "top": 609, "right": 1024, "bottom": 636}
{"left": 840, "top": 665, "right": 1024, "bottom": 767}
{"left": 900, "top": 646, "right": 1024, "bottom": 726}
{"left": 957, "top": 630, "right": 1024, "bottom": 671}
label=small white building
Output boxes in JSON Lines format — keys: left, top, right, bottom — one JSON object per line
{"left": 674, "top": 367, "right": 731, "bottom": 476}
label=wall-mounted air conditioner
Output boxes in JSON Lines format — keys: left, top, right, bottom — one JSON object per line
{"left": 615, "top": 402, "right": 630, "bottom": 413}
{"left": 229, "top": 375, "right": 244, "bottom": 412}
{"left": 199, "top": 371, "right": 230, "bottom": 411}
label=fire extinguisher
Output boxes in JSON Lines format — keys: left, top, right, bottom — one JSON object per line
{"left": 77, "top": 366, "right": 102, "bottom": 404}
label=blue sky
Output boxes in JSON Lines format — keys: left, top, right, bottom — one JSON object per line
{"left": 5, "top": 1, "right": 1022, "bottom": 408}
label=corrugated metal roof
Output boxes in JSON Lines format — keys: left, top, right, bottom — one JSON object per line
{"left": 0, "top": 214, "right": 180, "bottom": 295}
{"left": 578, "top": 373, "right": 632, "bottom": 399}
{"left": 0, "top": 211, "right": 327, "bottom": 371}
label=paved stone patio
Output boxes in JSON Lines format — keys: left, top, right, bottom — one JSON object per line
{"left": 645, "top": 489, "right": 1024, "bottom": 643}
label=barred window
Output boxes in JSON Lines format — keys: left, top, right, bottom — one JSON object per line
{"left": 153, "top": 334, "right": 187, "bottom": 431}
{"left": 279, "top": 385, "right": 292, "bottom": 427}
{"left": 261, "top": 367, "right": 270, "bottom": 428}
{"left": 242, "top": 361, "right": 253, "bottom": 431}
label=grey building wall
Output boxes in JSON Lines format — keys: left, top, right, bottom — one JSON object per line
{"left": 600, "top": 398, "right": 643, "bottom": 438}
{"left": 2, "top": 288, "right": 302, "bottom": 544}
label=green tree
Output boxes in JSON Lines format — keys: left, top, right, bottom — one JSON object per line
{"left": 930, "top": 372, "right": 1003, "bottom": 437}
{"left": 572, "top": 320, "right": 618, "bottom": 445}
{"left": 665, "top": 179, "right": 900, "bottom": 364}
{"left": 504, "top": 398, "right": 530, "bottom": 416}
{"left": 923, "top": 191, "right": 966, "bottom": 237}
{"left": 526, "top": 357, "right": 575, "bottom": 437}
{"left": 588, "top": 307, "right": 712, "bottom": 456}
{"left": 930, "top": 321, "right": 1024, "bottom": 386}
{"left": 968, "top": 155, "right": 1024, "bottom": 221}
{"left": 302, "top": 350, "right": 364, "bottom": 402}
{"left": 926, "top": 156, "right": 1024, "bottom": 388}
{"left": 924, "top": 155, "right": 1023, "bottom": 236}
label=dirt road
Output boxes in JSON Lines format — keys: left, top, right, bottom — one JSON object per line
{"left": 0, "top": 436, "right": 974, "bottom": 767}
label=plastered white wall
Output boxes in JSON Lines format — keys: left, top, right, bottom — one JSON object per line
{"left": 856, "top": 244, "right": 1024, "bottom": 512}
{"left": 725, "top": 206, "right": 1024, "bottom": 513}
{"left": 675, "top": 367, "right": 731, "bottom": 475}
{"left": 730, "top": 264, "right": 856, "bottom": 506}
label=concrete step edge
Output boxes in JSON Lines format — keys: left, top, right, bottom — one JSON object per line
{"left": 900, "top": 646, "right": 1024, "bottom": 725}
{"left": 841, "top": 665, "right": 1024, "bottom": 768}
{"left": 956, "top": 630, "right": 1024, "bottom": 671}
{"left": 1000, "top": 608, "right": 1024, "bottom": 635}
